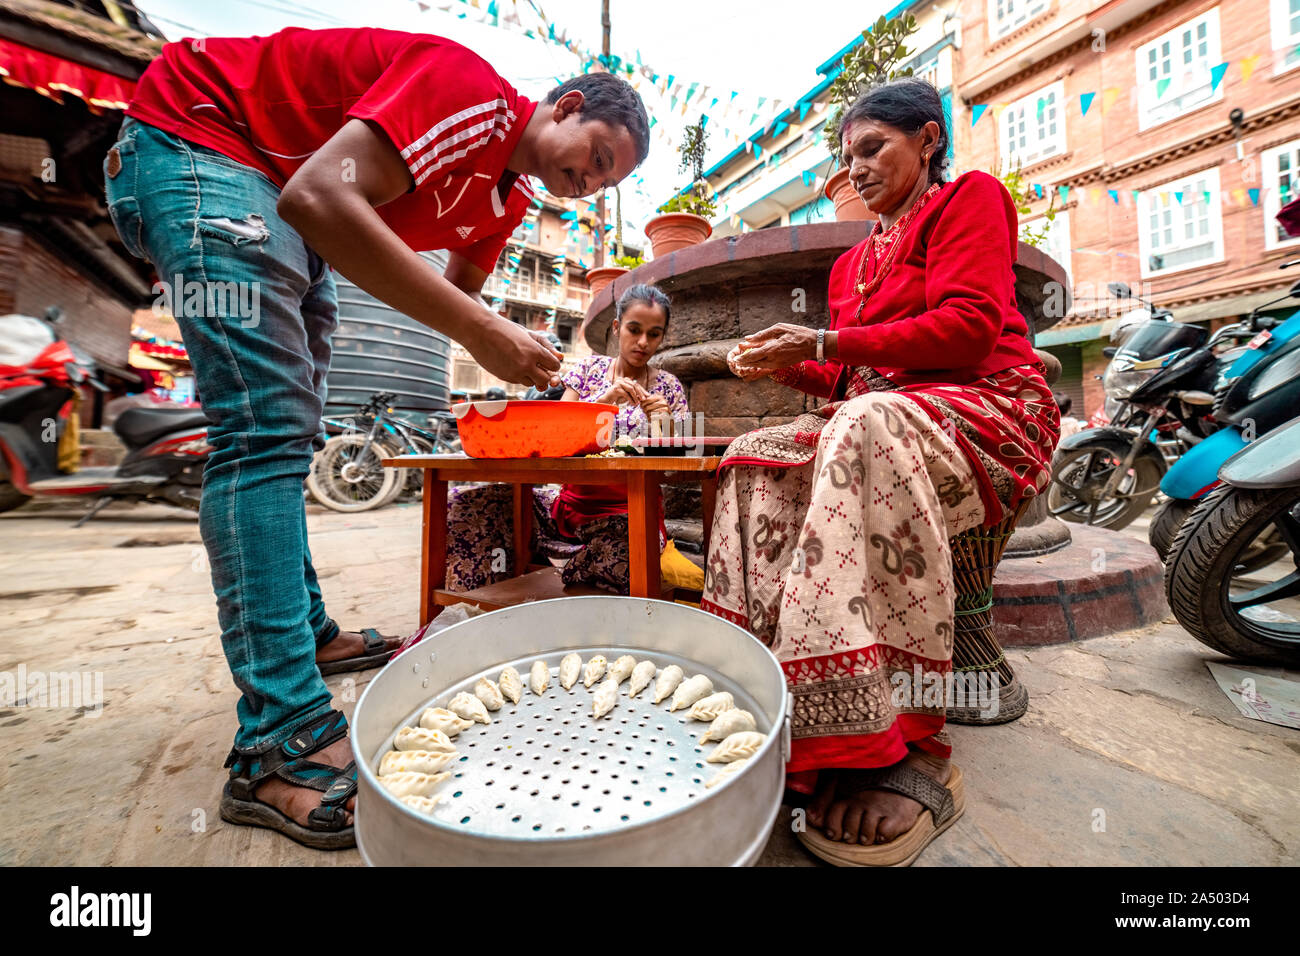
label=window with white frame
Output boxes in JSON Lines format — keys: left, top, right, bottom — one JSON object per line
{"left": 1138, "top": 168, "right": 1223, "bottom": 277}
{"left": 1136, "top": 9, "right": 1223, "bottom": 131}
{"left": 989, "top": 0, "right": 1049, "bottom": 40}
{"left": 1262, "top": 139, "right": 1300, "bottom": 249}
{"left": 1001, "top": 81, "right": 1066, "bottom": 167}
{"left": 1271, "top": 0, "right": 1300, "bottom": 72}
{"left": 1022, "top": 210, "right": 1072, "bottom": 287}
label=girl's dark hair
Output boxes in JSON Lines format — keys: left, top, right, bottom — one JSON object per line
{"left": 545, "top": 73, "right": 651, "bottom": 165}
{"left": 615, "top": 284, "right": 670, "bottom": 326}
{"left": 840, "top": 77, "right": 951, "bottom": 184}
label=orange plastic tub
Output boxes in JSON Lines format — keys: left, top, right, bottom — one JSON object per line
{"left": 451, "top": 400, "right": 620, "bottom": 458}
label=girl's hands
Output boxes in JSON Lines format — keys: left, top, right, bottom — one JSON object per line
{"left": 597, "top": 377, "right": 650, "bottom": 406}
{"left": 639, "top": 394, "right": 670, "bottom": 418}
{"left": 735, "top": 323, "right": 818, "bottom": 370}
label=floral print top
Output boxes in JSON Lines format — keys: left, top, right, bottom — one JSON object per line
{"left": 561, "top": 354, "right": 689, "bottom": 439}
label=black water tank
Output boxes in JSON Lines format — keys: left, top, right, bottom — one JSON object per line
{"left": 325, "top": 251, "right": 453, "bottom": 417}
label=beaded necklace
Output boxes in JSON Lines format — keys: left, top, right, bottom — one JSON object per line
{"left": 851, "top": 180, "right": 944, "bottom": 324}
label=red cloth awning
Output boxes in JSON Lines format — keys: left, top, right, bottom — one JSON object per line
{"left": 0, "top": 37, "right": 136, "bottom": 113}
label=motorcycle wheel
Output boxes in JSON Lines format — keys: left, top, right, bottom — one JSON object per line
{"left": 0, "top": 479, "right": 33, "bottom": 514}
{"left": 1047, "top": 445, "right": 1161, "bottom": 530}
{"left": 307, "top": 434, "right": 400, "bottom": 513}
{"left": 1165, "top": 483, "right": 1300, "bottom": 664}
{"left": 1148, "top": 497, "right": 1197, "bottom": 561}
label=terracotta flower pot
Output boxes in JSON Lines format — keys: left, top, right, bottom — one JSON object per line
{"left": 585, "top": 266, "right": 627, "bottom": 297}
{"left": 644, "top": 212, "right": 713, "bottom": 258}
{"left": 824, "top": 167, "right": 871, "bottom": 222}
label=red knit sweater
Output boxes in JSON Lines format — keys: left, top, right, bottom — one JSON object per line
{"left": 780, "top": 170, "right": 1040, "bottom": 398}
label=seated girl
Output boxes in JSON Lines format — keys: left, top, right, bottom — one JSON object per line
{"left": 445, "top": 283, "right": 688, "bottom": 593}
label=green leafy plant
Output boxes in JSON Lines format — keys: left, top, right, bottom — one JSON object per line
{"left": 995, "top": 158, "right": 1058, "bottom": 249}
{"left": 656, "top": 115, "right": 717, "bottom": 219}
{"left": 824, "top": 14, "right": 919, "bottom": 167}
{"left": 612, "top": 254, "right": 644, "bottom": 269}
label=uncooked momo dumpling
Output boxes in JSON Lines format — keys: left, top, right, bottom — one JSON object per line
{"left": 706, "top": 731, "right": 766, "bottom": 764}
{"left": 705, "top": 757, "right": 750, "bottom": 789}
{"left": 380, "top": 770, "right": 451, "bottom": 799}
{"left": 447, "top": 691, "right": 491, "bottom": 724}
{"left": 653, "top": 664, "right": 684, "bottom": 704}
{"left": 475, "top": 677, "right": 504, "bottom": 711}
{"left": 530, "top": 660, "right": 549, "bottom": 695}
{"left": 628, "top": 660, "right": 656, "bottom": 697}
{"left": 400, "top": 793, "right": 442, "bottom": 814}
{"left": 687, "top": 691, "right": 734, "bottom": 722}
{"left": 394, "top": 725, "right": 457, "bottom": 753}
{"left": 608, "top": 654, "right": 636, "bottom": 685}
{"left": 583, "top": 654, "right": 607, "bottom": 688}
{"left": 592, "top": 677, "right": 618, "bottom": 719}
{"left": 498, "top": 666, "right": 523, "bottom": 704}
{"left": 419, "top": 707, "right": 472, "bottom": 737}
{"left": 699, "top": 708, "right": 756, "bottom": 744}
{"left": 670, "top": 674, "right": 714, "bottom": 712}
{"left": 559, "top": 653, "right": 582, "bottom": 690}
{"left": 379, "top": 749, "right": 457, "bottom": 776}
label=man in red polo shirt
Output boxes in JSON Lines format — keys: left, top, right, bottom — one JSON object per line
{"left": 104, "top": 26, "right": 649, "bottom": 849}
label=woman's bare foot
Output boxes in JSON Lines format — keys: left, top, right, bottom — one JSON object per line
{"left": 248, "top": 736, "right": 356, "bottom": 827}
{"left": 812, "top": 750, "right": 952, "bottom": 845}
{"left": 314, "top": 629, "right": 400, "bottom": 665}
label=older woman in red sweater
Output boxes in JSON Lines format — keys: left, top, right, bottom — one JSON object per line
{"left": 702, "top": 78, "right": 1059, "bottom": 866}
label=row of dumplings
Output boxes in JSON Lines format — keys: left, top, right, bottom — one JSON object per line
{"left": 378, "top": 652, "right": 769, "bottom": 809}
{"left": 567, "top": 653, "right": 768, "bottom": 789}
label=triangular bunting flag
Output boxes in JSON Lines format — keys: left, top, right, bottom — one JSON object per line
{"left": 1174, "top": 191, "right": 1183, "bottom": 204}
{"left": 1101, "top": 87, "right": 1120, "bottom": 114}
{"left": 1080, "top": 92, "right": 1095, "bottom": 116}
{"left": 1108, "top": 189, "right": 1118, "bottom": 203}
{"left": 1241, "top": 54, "right": 1260, "bottom": 83}
{"left": 799, "top": 102, "right": 811, "bottom": 120}
{"left": 1210, "top": 62, "right": 1228, "bottom": 92}
{"left": 1057, "top": 185, "right": 1069, "bottom": 203}
{"left": 1156, "top": 77, "right": 1171, "bottom": 98}
{"left": 1249, "top": 188, "right": 1261, "bottom": 205}
{"left": 971, "top": 104, "right": 989, "bottom": 126}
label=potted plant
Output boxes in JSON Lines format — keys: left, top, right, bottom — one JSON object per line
{"left": 821, "top": 14, "right": 918, "bottom": 222}
{"left": 645, "top": 116, "right": 715, "bottom": 257}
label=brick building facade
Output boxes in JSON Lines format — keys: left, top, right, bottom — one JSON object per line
{"left": 954, "top": 0, "right": 1300, "bottom": 417}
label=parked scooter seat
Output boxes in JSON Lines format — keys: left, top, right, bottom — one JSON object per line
{"left": 114, "top": 406, "right": 210, "bottom": 448}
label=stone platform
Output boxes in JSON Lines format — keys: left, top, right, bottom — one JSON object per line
{"left": 994, "top": 523, "right": 1168, "bottom": 646}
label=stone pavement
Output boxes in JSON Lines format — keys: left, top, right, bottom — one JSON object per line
{"left": 0, "top": 499, "right": 1296, "bottom": 866}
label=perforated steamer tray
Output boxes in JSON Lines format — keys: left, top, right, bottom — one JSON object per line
{"left": 352, "top": 597, "right": 790, "bottom": 867}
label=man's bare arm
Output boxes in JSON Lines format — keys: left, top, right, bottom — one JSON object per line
{"left": 277, "top": 119, "right": 559, "bottom": 388}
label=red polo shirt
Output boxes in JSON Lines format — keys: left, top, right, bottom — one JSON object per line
{"left": 126, "top": 27, "right": 536, "bottom": 272}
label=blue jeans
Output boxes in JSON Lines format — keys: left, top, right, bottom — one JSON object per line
{"left": 105, "top": 117, "right": 341, "bottom": 752}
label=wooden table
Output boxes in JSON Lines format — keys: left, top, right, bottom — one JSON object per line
{"left": 385, "top": 453, "right": 722, "bottom": 625}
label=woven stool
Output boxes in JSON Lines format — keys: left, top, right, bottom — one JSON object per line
{"left": 946, "top": 500, "right": 1030, "bottom": 725}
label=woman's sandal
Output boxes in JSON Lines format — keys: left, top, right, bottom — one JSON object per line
{"left": 318, "top": 627, "right": 396, "bottom": 676}
{"left": 219, "top": 709, "right": 358, "bottom": 851}
{"left": 797, "top": 764, "right": 965, "bottom": 867}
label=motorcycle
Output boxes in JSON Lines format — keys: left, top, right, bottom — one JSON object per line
{"left": 1148, "top": 278, "right": 1300, "bottom": 565}
{"left": 1164, "top": 414, "right": 1300, "bottom": 664}
{"left": 1047, "top": 283, "right": 1245, "bottom": 530}
{"left": 0, "top": 313, "right": 210, "bottom": 524}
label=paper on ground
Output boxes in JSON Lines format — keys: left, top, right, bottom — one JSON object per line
{"left": 1205, "top": 662, "right": 1300, "bottom": 731}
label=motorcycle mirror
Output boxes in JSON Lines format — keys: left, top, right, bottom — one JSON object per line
{"left": 1102, "top": 346, "right": 1117, "bottom": 358}
{"left": 1107, "top": 282, "right": 1132, "bottom": 299}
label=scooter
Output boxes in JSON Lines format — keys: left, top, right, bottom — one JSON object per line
{"left": 0, "top": 314, "right": 211, "bottom": 524}
{"left": 1148, "top": 279, "right": 1300, "bottom": 565}
{"left": 1047, "top": 283, "right": 1245, "bottom": 530}
{"left": 1164, "top": 414, "right": 1300, "bottom": 664}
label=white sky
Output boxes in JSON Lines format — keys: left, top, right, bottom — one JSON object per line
{"left": 134, "top": 0, "right": 893, "bottom": 238}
